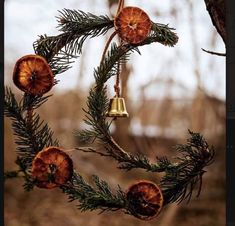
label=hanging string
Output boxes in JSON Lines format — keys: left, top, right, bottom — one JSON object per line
{"left": 100, "top": 0, "right": 125, "bottom": 65}
{"left": 100, "top": 0, "right": 125, "bottom": 97}
{"left": 113, "top": 0, "right": 125, "bottom": 97}
{"left": 100, "top": 31, "right": 117, "bottom": 64}
{"left": 117, "top": 0, "right": 124, "bottom": 14}
{"left": 114, "top": 38, "right": 125, "bottom": 97}
{"left": 114, "top": 60, "right": 121, "bottom": 97}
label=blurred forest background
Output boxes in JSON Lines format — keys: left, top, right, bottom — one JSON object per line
{"left": 4, "top": 0, "right": 225, "bottom": 226}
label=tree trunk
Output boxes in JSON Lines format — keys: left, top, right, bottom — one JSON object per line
{"left": 204, "top": 0, "right": 226, "bottom": 43}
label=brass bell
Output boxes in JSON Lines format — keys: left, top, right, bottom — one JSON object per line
{"left": 106, "top": 96, "right": 129, "bottom": 117}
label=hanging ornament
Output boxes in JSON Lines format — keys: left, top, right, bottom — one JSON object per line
{"left": 13, "top": 54, "right": 54, "bottom": 95}
{"left": 106, "top": 96, "right": 129, "bottom": 117}
{"left": 105, "top": 59, "right": 129, "bottom": 118}
{"left": 31, "top": 147, "right": 73, "bottom": 189}
{"left": 126, "top": 180, "right": 164, "bottom": 220}
{"left": 114, "top": 6, "right": 152, "bottom": 44}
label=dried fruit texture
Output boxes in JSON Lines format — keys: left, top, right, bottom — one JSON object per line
{"left": 31, "top": 147, "right": 73, "bottom": 189}
{"left": 126, "top": 180, "right": 164, "bottom": 220}
{"left": 114, "top": 7, "right": 152, "bottom": 44}
{"left": 13, "top": 54, "right": 54, "bottom": 95}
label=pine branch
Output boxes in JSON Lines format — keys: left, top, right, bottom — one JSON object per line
{"left": 33, "top": 9, "right": 114, "bottom": 75}
{"left": 15, "top": 156, "right": 37, "bottom": 191}
{"left": 77, "top": 146, "right": 160, "bottom": 172}
{"left": 78, "top": 131, "right": 214, "bottom": 206}
{"left": 145, "top": 23, "right": 178, "bottom": 47}
{"left": 77, "top": 131, "right": 214, "bottom": 175}
{"left": 4, "top": 170, "right": 21, "bottom": 180}
{"left": 33, "top": 10, "right": 178, "bottom": 76}
{"left": 4, "top": 87, "right": 59, "bottom": 168}
{"left": 34, "top": 34, "right": 76, "bottom": 75}
{"left": 21, "top": 93, "right": 53, "bottom": 111}
{"left": 160, "top": 130, "right": 214, "bottom": 204}
{"left": 57, "top": 9, "right": 114, "bottom": 37}
{"left": 61, "top": 172, "right": 127, "bottom": 212}
{"left": 61, "top": 171, "right": 161, "bottom": 216}
{"left": 4, "top": 157, "right": 36, "bottom": 191}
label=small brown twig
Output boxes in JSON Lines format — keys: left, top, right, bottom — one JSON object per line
{"left": 76, "top": 147, "right": 111, "bottom": 157}
{"left": 201, "top": 48, "right": 226, "bottom": 56}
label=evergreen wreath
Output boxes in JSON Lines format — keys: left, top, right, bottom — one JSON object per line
{"left": 4, "top": 0, "right": 215, "bottom": 221}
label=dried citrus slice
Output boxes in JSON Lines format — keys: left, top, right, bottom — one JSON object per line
{"left": 32, "top": 147, "right": 73, "bottom": 189}
{"left": 114, "top": 7, "right": 152, "bottom": 44}
{"left": 13, "top": 54, "right": 54, "bottom": 95}
{"left": 126, "top": 180, "right": 164, "bottom": 220}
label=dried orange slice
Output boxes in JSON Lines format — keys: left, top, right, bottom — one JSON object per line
{"left": 114, "top": 7, "right": 152, "bottom": 44}
{"left": 13, "top": 54, "right": 54, "bottom": 95}
{"left": 31, "top": 147, "right": 73, "bottom": 189}
{"left": 126, "top": 180, "right": 164, "bottom": 220}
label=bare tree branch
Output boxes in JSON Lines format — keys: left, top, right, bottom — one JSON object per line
{"left": 201, "top": 48, "right": 226, "bottom": 56}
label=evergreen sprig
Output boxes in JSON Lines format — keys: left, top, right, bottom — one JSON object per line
{"left": 4, "top": 88, "right": 58, "bottom": 189}
{"left": 57, "top": 9, "right": 114, "bottom": 37}
{"left": 4, "top": 170, "right": 20, "bottom": 180}
{"left": 33, "top": 9, "right": 113, "bottom": 75}
{"left": 61, "top": 172, "right": 127, "bottom": 212}
{"left": 22, "top": 93, "right": 53, "bottom": 111}
{"left": 78, "top": 131, "right": 214, "bottom": 205}
{"left": 148, "top": 23, "right": 178, "bottom": 47}
{"left": 4, "top": 87, "right": 59, "bottom": 167}
{"left": 160, "top": 130, "right": 215, "bottom": 204}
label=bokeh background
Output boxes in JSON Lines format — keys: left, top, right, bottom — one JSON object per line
{"left": 4, "top": 0, "right": 225, "bottom": 225}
